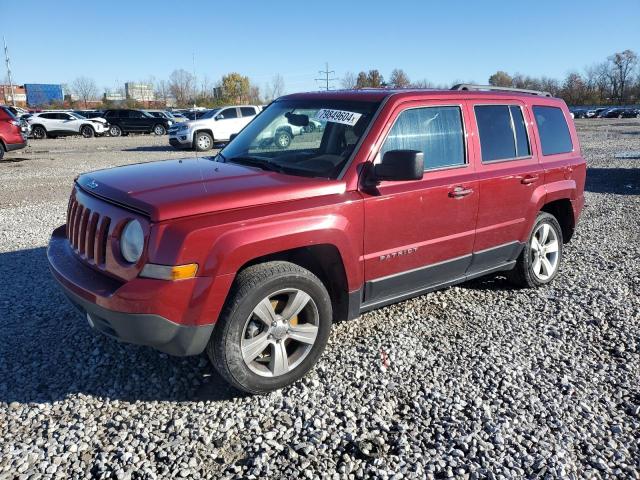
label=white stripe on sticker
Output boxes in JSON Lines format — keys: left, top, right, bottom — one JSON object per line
{"left": 315, "top": 109, "right": 362, "bottom": 126}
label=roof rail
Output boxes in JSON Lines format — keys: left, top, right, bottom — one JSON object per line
{"left": 451, "top": 84, "right": 552, "bottom": 97}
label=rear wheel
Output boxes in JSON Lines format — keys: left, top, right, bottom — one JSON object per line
{"left": 81, "top": 125, "right": 95, "bottom": 138}
{"left": 207, "top": 261, "right": 332, "bottom": 394}
{"left": 0, "top": 145, "right": 4, "bottom": 161}
{"left": 109, "top": 125, "right": 122, "bottom": 137}
{"left": 194, "top": 132, "right": 213, "bottom": 151}
{"left": 32, "top": 125, "right": 47, "bottom": 139}
{"left": 508, "top": 212, "right": 563, "bottom": 288}
{"left": 153, "top": 124, "right": 166, "bottom": 135}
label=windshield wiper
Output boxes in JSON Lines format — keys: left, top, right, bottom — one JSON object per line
{"left": 226, "top": 156, "right": 286, "bottom": 173}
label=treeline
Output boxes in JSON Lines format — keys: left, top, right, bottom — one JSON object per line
{"left": 344, "top": 49, "right": 639, "bottom": 106}
{"left": 488, "top": 50, "right": 639, "bottom": 105}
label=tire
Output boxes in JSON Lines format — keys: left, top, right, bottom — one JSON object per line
{"left": 31, "top": 125, "right": 47, "bottom": 140}
{"left": 81, "top": 125, "right": 95, "bottom": 138}
{"left": 0, "top": 145, "right": 4, "bottom": 161}
{"left": 207, "top": 261, "right": 332, "bottom": 394}
{"left": 109, "top": 125, "right": 122, "bottom": 137}
{"left": 194, "top": 131, "right": 213, "bottom": 151}
{"left": 153, "top": 124, "right": 166, "bottom": 136}
{"left": 274, "top": 129, "right": 292, "bottom": 149}
{"left": 508, "top": 212, "right": 563, "bottom": 288}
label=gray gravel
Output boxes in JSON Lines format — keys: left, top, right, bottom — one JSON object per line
{"left": 1, "top": 122, "right": 639, "bottom": 479}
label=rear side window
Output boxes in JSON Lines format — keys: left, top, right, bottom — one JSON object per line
{"left": 240, "top": 107, "right": 256, "bottom": 117}
{"left": 474, "top": 105, "right": 530, "bottom": 162}
{"left": 533, "top": 106, "right": 573, "bottom": 155}
{"left": 380, "top": 106, "right": 466, "bottom": 170}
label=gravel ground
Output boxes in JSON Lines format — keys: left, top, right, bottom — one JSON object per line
{"left": 1, "top": 122, "right": 639, "bottom": 479}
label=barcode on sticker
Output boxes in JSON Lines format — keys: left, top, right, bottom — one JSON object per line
{"left": 315, "top": 109, "right": 362, "bottom": 126}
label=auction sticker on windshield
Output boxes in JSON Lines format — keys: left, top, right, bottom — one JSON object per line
{"left": 315, "top": 109, "right": 362, "bottom": 126}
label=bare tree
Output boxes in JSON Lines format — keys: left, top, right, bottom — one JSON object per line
{"left": 266, "top": 74, "right": 285, "bottom": 101}
{"left": 608, "top": 49, "right": 638, "bottom": 103}
{"left": 389, "top": 69, "right": 411, "bottom": 88}
{"left": 341, "top": 72, "right": 357, "bottom": 89}
{"left": 155, "top": 80, "right": 171, "bottom": 107}
{"left": 411, "top": 79, "right": 435, "bottom": 89}
{"left": 169, "top": 69, "right": 196, "bottom": 107}
{"left": 72, "top": 76, "right": 98, "bottom": 108}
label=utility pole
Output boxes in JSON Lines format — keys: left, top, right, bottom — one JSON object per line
{"left": 3, "top": 36, "right": 16, "bottom": 106}
{"left": 315, "top": 62, "right": 337, "bottom": 91}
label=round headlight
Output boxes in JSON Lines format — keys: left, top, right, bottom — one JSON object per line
{"left": 120, "top": 220, "right": 144, "bottom": 263}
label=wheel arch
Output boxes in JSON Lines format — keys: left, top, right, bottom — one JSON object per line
{"left": 541, "top": 198, "right": 575, "bottom": 243}
{"left": 236, "top": 244, "right": 351, "bottom": 323}
{"left": 194, "top": 128, "right": 215, "bottom": 141}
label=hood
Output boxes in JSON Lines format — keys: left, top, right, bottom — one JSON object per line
{"left": 182, "top": 118, "right": 211, "bottom": 129}
{"left": 89, "top": 117, "right": 108, "bottom": 124}
{"left": 76, "top": 157, "right": 346, "bottom": 222}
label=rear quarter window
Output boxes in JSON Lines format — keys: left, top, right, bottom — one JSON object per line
{"left": 533, "top": 106, "right": 573, "bottom": 155}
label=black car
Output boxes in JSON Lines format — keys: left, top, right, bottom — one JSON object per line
{"left": 570, "top": 108, "right": 588, "bottom": 119}
{"left": 102, "top": 109, "right": 172, "bottom": 136}
{"left": 598, "top": 107, "right": 640, "bottom": 119}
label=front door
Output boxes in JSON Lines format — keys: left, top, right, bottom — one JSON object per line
{"left": 216, "top": 107, "right": 242, "bottom": 140}
{"left": 361, "top": 102, "right": 478, "bottom": 308}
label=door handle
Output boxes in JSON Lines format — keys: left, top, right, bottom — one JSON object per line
{"left": 521, "top": 175, "right": 539, "bottom": 185}
{"left": 448, "top": 186, "right": 474, "bottom": 198}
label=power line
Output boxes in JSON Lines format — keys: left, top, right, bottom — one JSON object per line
{"left": 315, "top": 62, "right": 338, "bottom": 91}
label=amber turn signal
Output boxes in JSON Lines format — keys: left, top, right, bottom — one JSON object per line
{"left": 140, "top": 263, "right": 198, "bottom": 281}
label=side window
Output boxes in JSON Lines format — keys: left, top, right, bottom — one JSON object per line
{"left": 474, "top": 105, "right": 531, "bottom": 162}
{"left": 379, "top": 106, "right": 466, "bottom": 170}
{"left": 240, "top": 107, "right": 256, "bottom": 117}
{"left": 58, "top": 113, "right": 72, "bottom": 120}
{"left": 130, "top": 111, "right": 144, "bottom": 118}
{"left": 39, "top": 113, "right": 54, "bottom": 119}
{"left": 220, "top": 108, "right": 238, "bottom": 119}
{"left": 532, "top": 106, "right": 573, "bottom": 155}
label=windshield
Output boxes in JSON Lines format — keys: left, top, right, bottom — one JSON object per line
{"left": 217, "top": 99, "right": 380, "bottom": 178}
{"left": 70, "top": 112, "right": 85, "bottom": 119}
{"left": 198, "top": 109, "right": 220, "bottom": 119}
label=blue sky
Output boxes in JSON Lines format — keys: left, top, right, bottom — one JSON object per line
{"left": 2, "top": 0, "right": 638, "bottom": 94}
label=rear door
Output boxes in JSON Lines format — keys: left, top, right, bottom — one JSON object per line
{"left": 469, "top": 102, "right": 543, "bottom": 273}
{"left": 361, "top": 101, "right": 478, "bottom": 307}
{"left": 239, "top": 106, "right": 258, "bottom": 129}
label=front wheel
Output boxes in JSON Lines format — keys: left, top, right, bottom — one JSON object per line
{"left": 274, "top": 130, "right": 292, "bottom": 149}
{"left": 153, "top": 124, "right": 166, "bottom": 135}
{"left": 508, "top": 212, "right": 563, "bottom": 288}
{"left": 194, "top": 132, "right": 213, "bottom": 151}
{"left": 81, "top": 125, "right": 95, "bottom": 138}
{"left": 207, "top": 261, "right": 332, "bottom": 394}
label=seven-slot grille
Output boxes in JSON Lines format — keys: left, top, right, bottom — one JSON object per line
{"left": 66, "top": 196, "right": 111, "bottom": 265}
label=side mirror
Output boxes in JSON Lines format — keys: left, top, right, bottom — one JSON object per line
{"left": 285, "top": 112, "right": 309, "bottom": 127}
{"left": 374, "top": 150, "right": 424, "bottom": 182}
{"left": 215, "top": 114, "right": 224, "bottom": 120}
{"left": 230, "top": 133, "right": 238, "bottom": 141}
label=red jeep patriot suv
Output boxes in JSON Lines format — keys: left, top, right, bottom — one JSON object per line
{"left": 48, "top": 85, "right": 585, "bottom": 393}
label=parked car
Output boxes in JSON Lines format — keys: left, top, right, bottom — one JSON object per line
{"left": 151, "top": 110, "right": 189, "bottom": 123}
{"left": 171, "top": 112, "right": 189, "bottom": 123}
{"left": 598, "top": 107, "right": 640, "bottom": 118}
{"left": 47, "top": 85, "right": 586, "bottom": 394}
{"left": 73, "top": 110, "right": 105, "bottom": 119}
{"left": 102, "top": 109, "right": 173, "bottom": 136}
{"left": 168, "top": 105, "right": 261, "bottom": 151}
{"left": 570, "top": 108, "right": 588, "bottom": 119}
{"left": 27, "top": 111, "right": 109, "bottom": 139}
{"left": 0, "top": 105, "right": 28, "bottom": 160}
{"left": 586, "top": 107, "right": 608, "bottom": 118}
{"left": 182, "top": 110, "right": 211, "bottom": 121}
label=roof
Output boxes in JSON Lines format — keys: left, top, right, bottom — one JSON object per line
{"left": 281, "top": 88, "right": 560, "bottom": 102}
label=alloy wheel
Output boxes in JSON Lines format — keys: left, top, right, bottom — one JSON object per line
{"left": 530, "top": 223, "right": 559, "bottom": 281}
{"left": 241, "top": 288, "right": 319, "bottom": 377}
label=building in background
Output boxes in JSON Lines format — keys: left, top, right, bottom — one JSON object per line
{"left": 125, "top": 82, "right": 155, "bottom": 103}
{"left": 24, "top": 84, "right": 64, "bottom": 106}
{"left": 0, "top": 85, "right": 27, "bottom": 106}
{"left": 104, "top": 90, "right": 126, "bottom": 102}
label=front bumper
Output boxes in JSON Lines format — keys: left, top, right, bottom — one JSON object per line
{"left": 47, "top": 226, "right": 213, "bottom": 356}
{"left": 169, "top": 132, "right": 192, "bottom": 148}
